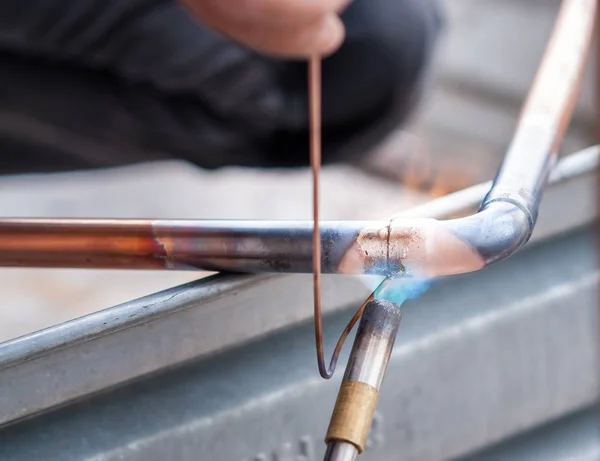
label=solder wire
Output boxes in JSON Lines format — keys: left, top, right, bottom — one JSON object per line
{"left": 308, "top": 56, "right": 384, "bottom": 379}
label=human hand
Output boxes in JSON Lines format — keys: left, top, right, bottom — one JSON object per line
{"left": 179, "top": 0, "right": 350, "bottom": 58}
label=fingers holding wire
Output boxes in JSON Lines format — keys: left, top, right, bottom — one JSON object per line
{"left": 180, "top": 0, "right": 350, "bottom": 58}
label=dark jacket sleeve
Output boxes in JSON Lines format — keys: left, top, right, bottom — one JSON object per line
{"left": 0, "top": 0, "right": 444, "bottom": 173}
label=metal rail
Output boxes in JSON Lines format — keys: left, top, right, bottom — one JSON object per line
{"left": 0, "top": 0, "right": 594, "bottom": 280}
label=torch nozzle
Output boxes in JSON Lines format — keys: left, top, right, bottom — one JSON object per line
{"left": 323, "top": 298, "right": 402, "bottom": 460}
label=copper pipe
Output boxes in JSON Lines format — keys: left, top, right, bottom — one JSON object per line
{"left": 0, "top": 0, "right": 594, "bottom": 277}
{"left": 0, "top": 144, "right": 594, "bottom": 275}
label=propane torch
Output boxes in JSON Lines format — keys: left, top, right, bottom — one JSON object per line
{"left": 324, "top": 298, "right": 402, "bottom": 461}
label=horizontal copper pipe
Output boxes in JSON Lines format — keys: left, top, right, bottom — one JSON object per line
{"left": 0, "top": 0, "right": 594, "bottom": 277}
{"left": 0, "top": 220, "right": 167, "bottom": 269}
{"left": 0, "top": 145, "right": 595, "bottom": 276}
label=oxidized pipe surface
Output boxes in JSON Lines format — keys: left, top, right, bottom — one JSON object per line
{"left": 0, "top": 0, "right": 594, "bottom": 277}
{"left": 0, "top": 145, "right": 595, "bottom": 276}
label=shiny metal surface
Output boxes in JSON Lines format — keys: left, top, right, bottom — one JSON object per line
{"left": 324, "top": 442, "right": 359, "bottom": 461}
{"left": 343, "top": 300, "right": 402, "bottom": 388}
{"left": 0, "top": 227, "right": 598, "bottom": 460}
{"left": 0, "top": 217, "right": 368, "bottom": 272}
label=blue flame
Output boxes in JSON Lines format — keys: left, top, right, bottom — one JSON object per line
{"left": 375, "top": 278, "right": 431, "bottom": 306}
{"left": 361, "top": 275, "right": 431, "bottom": 307}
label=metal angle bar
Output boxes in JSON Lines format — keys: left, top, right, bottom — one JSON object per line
{"left": 0, "top": 143, "right": 597, "bottom": 427}
{"left": 0, "top": 272, "right": 372, "bottom": 426}
{"left": 0, "top": 227, "right": 598, "bottom": 461}
{"left": 457, "top": 408, "right": 600, "bottom": 461}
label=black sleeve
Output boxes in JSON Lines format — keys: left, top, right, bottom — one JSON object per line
{"left": 0, "top": 0, "right": 444, "bottom": 174}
